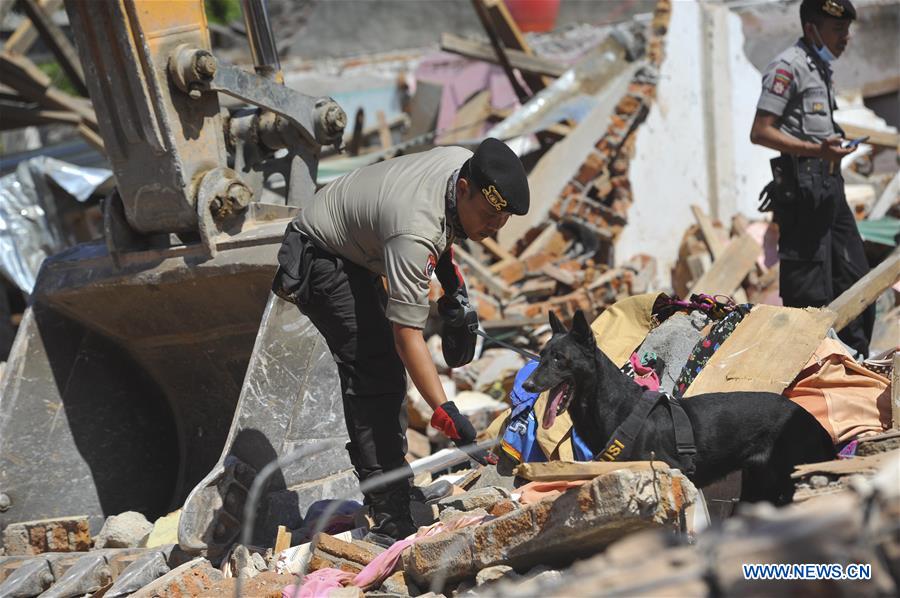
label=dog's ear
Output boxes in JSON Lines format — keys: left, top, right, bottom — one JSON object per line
{"left": 548, "top": 310, "right": 566, "bottom": 335}
{"left": 571, "top": 310, "right": 596, "bottom": 349}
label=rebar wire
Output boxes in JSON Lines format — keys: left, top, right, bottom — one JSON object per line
{"left": 237, "top": 437, "right": 499, "bottom": 598}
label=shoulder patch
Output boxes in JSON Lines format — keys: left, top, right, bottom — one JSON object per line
{"left": 770, "top": 68, "right": 793, "bottom": 97}
{"left": 425, "top": 254, "right": 436, "bottom": 277}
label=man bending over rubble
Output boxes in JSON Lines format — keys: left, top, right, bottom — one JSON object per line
{"left": 272, "top": 138, "right": 530, "bottom": 546}
{"left": 750, "top": 0, "right": 872, "bottom": 356}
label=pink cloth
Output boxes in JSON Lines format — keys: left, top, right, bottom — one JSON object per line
{"left": 284, "top": 515, "right": 487, "bottom": 598}
{"left": 516, "top": 479, "right": 587, "bottom": 505}
{"left": 629, "top": 353, "right": 660, "bottom": 391}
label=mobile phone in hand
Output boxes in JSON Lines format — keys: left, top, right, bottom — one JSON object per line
{"left": 842, "top": 136, "right": 869, "bottom": 148}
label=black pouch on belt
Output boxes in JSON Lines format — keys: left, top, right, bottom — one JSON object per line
{"left": 273, "top": 226, "right": 317, "bottom": 305}
{"left": 758, "top": 155, "right": 799, "bottom": 213}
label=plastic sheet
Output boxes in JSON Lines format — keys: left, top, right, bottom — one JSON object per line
{"left": 0, "top": 156, "right": 111, "bottom": 293}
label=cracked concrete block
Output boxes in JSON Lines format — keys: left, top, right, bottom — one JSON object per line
{"left": 436, "top": 487, "right": 510, "bottom": 513}
{"left": 406, "top": 466, "right": 696, "bottom": 586}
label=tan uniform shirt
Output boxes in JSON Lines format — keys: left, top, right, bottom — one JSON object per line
{"left": 296, "top": 146, "right": 472, "bottom": 328}
{"left": 757, "top": 40, "right": 838, "bottom": 144}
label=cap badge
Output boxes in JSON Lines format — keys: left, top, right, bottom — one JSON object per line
{"left": 483, "top": 185, "right": 507, "bottom": 211}
{"left": 823, "top": 0, "right": 844, "bottom": 17}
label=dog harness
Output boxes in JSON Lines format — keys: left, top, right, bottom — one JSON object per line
{"left": 597, "top": 390, "right": 697, "bottom": 475}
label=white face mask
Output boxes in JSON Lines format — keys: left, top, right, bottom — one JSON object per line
{"left": 812, "top": 25, "right": 837, "bottom": 63}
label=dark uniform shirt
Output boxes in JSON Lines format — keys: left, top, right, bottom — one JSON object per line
{"left": 757, "top": 39, "right": 838, "bottom": 144}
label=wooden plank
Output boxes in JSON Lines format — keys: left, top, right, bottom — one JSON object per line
{"left": 684, "top": 305, "right": 836, "bottom": 397}
{"left": 540, "top": 263, "right": 580, "bottom": 287}
{"left": 692, "top": 206, "right": 749, "bottom": 302}
{"left": 3, "top": 0, "right": 62, "bottom": 56}
{"left": 440, "top": 32, "right": 566, "bottom": 78}
{"left": 689, "top": 233, "right": 761, "bottom": 296}
{"left": 453, "top": 246, "right": 516, "bottom": 299}
{"left": 481, "top": 0, "right": 549, "bottom": 93}
{"left": 375, "top": 110, "right": 392, "bottom": 151}
{"left": 515, "top": 460, "right": 658, "bottom": 482}
{"left": 20, "top": 0, "right": 88, "bottom": 96}
{"left": 691, "top": 205, "right": 725, "bottom": 259}
{"left": 828, "top": 247, "right": 900, "bottom": 332}
{"left": 481, "top": 237, "right": 516, "bottom": 263}
{"left": 439, "top": 89, "right": 491, "bottom": 144}
{"left": 518, "top": 278, "right": 557, "bottom": 299}
{"left": 893, "top": 352, "right": 900, "bottom": 430}
{"left": 470, "top": 0, "right": 530, "bottom": 103}
{"left": 274, "top": 526, "right": 292, "bottom": 554}
{"left": 840, "top": 122, "right": 900, "bottom": 150}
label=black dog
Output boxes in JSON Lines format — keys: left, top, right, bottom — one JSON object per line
{"left": 522, "top": 310, "right": 835, "bottom": 505}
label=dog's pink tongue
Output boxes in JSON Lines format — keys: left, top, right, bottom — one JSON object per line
{"left": 542, "top": 388, "right": 563, "bottom": 429}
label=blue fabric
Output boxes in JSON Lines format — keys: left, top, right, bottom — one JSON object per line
{"left": 501, "top": 362, "right": 595, "bottom": 463}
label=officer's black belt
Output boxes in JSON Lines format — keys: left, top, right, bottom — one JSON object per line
{"left": 596, "top": 390, "right": 697, "bottom": 475}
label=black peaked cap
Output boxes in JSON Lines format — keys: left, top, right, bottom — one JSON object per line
{"left": 467, "top": 137, "right": 530, "bottom": 216}
{"left": 802, "top": 0, "right": 857, "bottom": 21}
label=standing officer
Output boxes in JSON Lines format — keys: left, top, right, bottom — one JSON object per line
{"left": 272, "top": 138, "right": 529, "bottom": 545}
{"left": 750, "top": 0, "right": 873, "bottom": 356}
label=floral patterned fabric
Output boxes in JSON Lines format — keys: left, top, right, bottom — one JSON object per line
{"left": 673, "top": 304, "right": 753, "bottom": 398}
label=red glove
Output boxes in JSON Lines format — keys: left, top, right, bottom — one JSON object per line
{"left": 431, "top": 401, "right": 498, "bottom": 465}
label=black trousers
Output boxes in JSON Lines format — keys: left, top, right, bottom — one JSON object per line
{"left": 775, "top": 162, "right": 874, "bottom": 356}
{"left": 273, "top": 228, "right": 412, "bottom": 496}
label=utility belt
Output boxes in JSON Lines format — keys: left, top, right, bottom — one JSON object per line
{"left": 758, "top": 154, "right": 838, "bottom": 213}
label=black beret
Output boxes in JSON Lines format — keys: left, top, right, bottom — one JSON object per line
{"left": 801, "top": 0, "right": 857, "bottom": 21}
{"left": 466, "top": 137, "right": 530, "bottom": 216}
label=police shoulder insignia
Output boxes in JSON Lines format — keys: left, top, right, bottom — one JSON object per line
{"left": 823, "top": 0, "right": 844, "bottom": 17}
{"left": 425, "top": 254, "right": 436, "bottom": 277}
{"left": 771, "top": 68, "right": 793, "bottom": 97}
{"left": 482, "top": 185, "right": 507, "bottom": 211}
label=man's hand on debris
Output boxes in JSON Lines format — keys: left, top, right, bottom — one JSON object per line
{"left": 431, "top": 401, "right": 498, "bottom": 465}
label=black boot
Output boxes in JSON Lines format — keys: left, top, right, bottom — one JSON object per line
{"left": 363, "top": 485, "right": 417, "bottom": 548}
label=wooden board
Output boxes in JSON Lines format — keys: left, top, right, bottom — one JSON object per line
{"left": 439, "top": 90, "right": 491, "bottom": 144}
{"left": 689, "top": 233, "right": 760, "bottom": 296}
{"left": 691, "top": 205, "right": 725, "bottom": 259}
{"left": 828, "top": 247, "right": 900, "bottom": 332}
{"left": 440, "top": 32, "right": 565, "bottom": 78}
{"left": 893, "top": 352, "right": 900, "bottom": 430}
{"left": 684, "top": 305, "right": 836, "bottom": 397}
{"left": 514, "top": 460, "right": 659, "bottom": 482}
{"left": 453, "top": 246, "right": 516, "bottom": 299}
{"left": 839, "top": 122, "right": 900, "bottom": 150}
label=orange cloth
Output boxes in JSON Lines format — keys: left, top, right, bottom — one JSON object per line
{"left": 517, "top": 480, "right": 587, "bottom": 505}
{"left": 784, "top": 337, "right": 891, "bottom": 445}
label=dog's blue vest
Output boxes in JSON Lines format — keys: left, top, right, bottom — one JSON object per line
{"left": 500, "top": 362, "right": 593, "bottom": 463}
{"left": 501, "top": 365, "right": 696, "bottom": 473}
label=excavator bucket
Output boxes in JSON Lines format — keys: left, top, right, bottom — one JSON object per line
{"left": 0, "top": 0, "right": 355, "bottom": 549}
{"left": 0, "top": 208, "right": 356, "bottom": 540}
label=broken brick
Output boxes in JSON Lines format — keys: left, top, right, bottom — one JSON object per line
{"left": 405, "top": 466, "right": 696, "bottom": 586}
{"left": 131, "top": 557, "right": 223, "bottom": 598}
{"left": 313, "top": 533, "right": 384, "bottom": 566}
{"left": 1, "top": 516, "right": 91, "bottom": 555}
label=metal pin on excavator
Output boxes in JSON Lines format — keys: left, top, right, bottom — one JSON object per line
{"left": 0, "top": 0, "right": 360, "bottom": 560}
